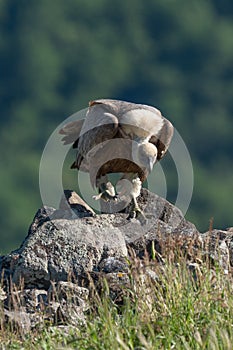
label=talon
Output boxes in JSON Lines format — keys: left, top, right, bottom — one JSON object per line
{"left": 93, "top": 191, "right": 116, "bottom": 202}
{"left": 127, "top": 207, "right": 147, "bottom": 225}
{"left": 135, "top": 209, "right": 147, "bottom": 225}
{"left": 94, "top": 180, "right": 116, "bottom": 202}
{"left": 93, "top": 193, "right": 103, "bottom": 200}
{"left": 127, "top": 210, "right": 137, "bottom": 220}
{"left": 102, "top": 192, "right": 117, "bottom": 202}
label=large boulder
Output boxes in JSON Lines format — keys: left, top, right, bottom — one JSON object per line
{"left": 1, "top": 189, "right": 232, "bottom": 330}
{"left": 0, "top": 189, "right": 197, "bottom": 289}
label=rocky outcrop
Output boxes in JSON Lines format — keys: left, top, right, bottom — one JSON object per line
{"left": 0, "top": 190, "right": 197, "bottom": 288}
{"left": 0, "top": 189, "right": 232, "bottom": 331}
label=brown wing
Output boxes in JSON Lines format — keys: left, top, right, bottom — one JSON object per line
{"left": 59, "top": 120, "right": 84, "bottom": 145}
{"left": 72, "top": 101, "right": 119, "bottom": 170}
{"left": 97, "top": 159, "right": 146, "bottom": 182}
{"left": 149, "top": 117, "right": 174, "bottom": 160}
{"left": 85, "top": 138, "right": 147, "bottom": 187}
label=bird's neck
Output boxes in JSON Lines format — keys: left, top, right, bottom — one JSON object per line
{"left": 131, "top": 140, "right": 146, "bottom": 167}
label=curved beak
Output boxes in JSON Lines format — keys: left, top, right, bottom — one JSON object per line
{"left": 148, "top": 157, "right": 155, "bottom": 173}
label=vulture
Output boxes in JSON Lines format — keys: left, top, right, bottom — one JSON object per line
{"left": 60, "top": 99, "right": 174, "bottom": 221}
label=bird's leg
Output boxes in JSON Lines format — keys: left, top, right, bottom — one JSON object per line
{"left": 93, "top": 175, "right": 116, "bottom": 202}
{"left": 127, "top": 185, "right": 147, "bottom": 225}
{"left": 117, "top": 174, "right": 147, "bottom": 224}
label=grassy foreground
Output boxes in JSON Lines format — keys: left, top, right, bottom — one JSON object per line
{"left": 1, "top": 254, "right": 233, "bottom": 350}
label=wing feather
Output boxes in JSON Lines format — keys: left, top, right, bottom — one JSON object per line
{"left": 59, "top": 120, "right": 84, "bottom": 145}
{"left": 86, "top": 138, "right": 146, "bottom": 187}
{"left": 149, "top": 118, "right": 174, "bottom": 160}
{"left": 74, "top": 101, "right": 119, "bottom": 169}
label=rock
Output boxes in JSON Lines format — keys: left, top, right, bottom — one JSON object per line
{"left": 0, "top": 189, "right": 198, "bottom": 290}
{"left": 59, "top": 189, "right": 95, "bottom": 217}
{"left": 98, "top": 257, "right": 129, "bottom": 273}
{"left": 1, "top": 214, "right": 128, "bottom": 289}
{"left": 202, "top": 229, "right": 233, "bottom": 274}
{"left": 3, "top": 288, "right": 47, "bottom": 329}
{"left": 50, "top": 190, "right": 96, "bottom": 220}
{"left": 124, "top": 189, "right": 199, "bottom": 259}
{"left": 4, "top": 308, "right": 31, "bottom": 333}
{"left": 2, "top": 283, "right": 90, "bottom": 329}
{"left": 1, "top": 188, "right": 232, "bottom": 329}
{"left": 47, "top": 281, "right": 89, "bottom": 326}
{"left": 48, "top": 281, "right": 89, "bottom": 307}
{"left": 54, "top": 302, "right": 86, "bottom": 326}
{"left": 4, "top": 288, "right": 48, "bottom": 313}
{"left": 187, "top": 263, "right": 203, "bottom": 282}
{"left": 79, "top": 270, "right": 131, "bottom": 305}
{"left": 0, "top": 286, "right": 6, "bottom": 301}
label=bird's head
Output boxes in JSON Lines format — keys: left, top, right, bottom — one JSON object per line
{"left": 134, "top": 143, "right": 158, "bottom": 173}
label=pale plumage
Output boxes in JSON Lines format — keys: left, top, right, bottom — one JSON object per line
{"left": 60, "top": 99, "right": 174, "bottom": 221}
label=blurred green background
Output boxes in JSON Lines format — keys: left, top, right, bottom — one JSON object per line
{"left": 0, "top": 0, "right": 232, "bottom": 254}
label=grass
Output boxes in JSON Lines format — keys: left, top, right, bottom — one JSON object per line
{"left": 1, "top": 245, "right": 233, "bottom": 349}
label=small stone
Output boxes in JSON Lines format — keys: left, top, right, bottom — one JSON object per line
{"left": 4, "top": 308, "right": 31, "bottom": 333}
{"left": 98, "top": 257, "right": 128, "bottom": 273}
{"left": 48, "top": 281, "right": 89, "bottom": 308}
{"left": 0, "top": 286, "right": 6, "bottom": 301}
{"left": 59, "top": 190, "right": 95, "bottom": 217}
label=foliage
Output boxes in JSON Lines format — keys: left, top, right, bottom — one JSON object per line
{"left": 0, "top": 0, "right": 233, "bottom": 252}
{"left": 1, "top": 256, "right": 233, "bottom": 349}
